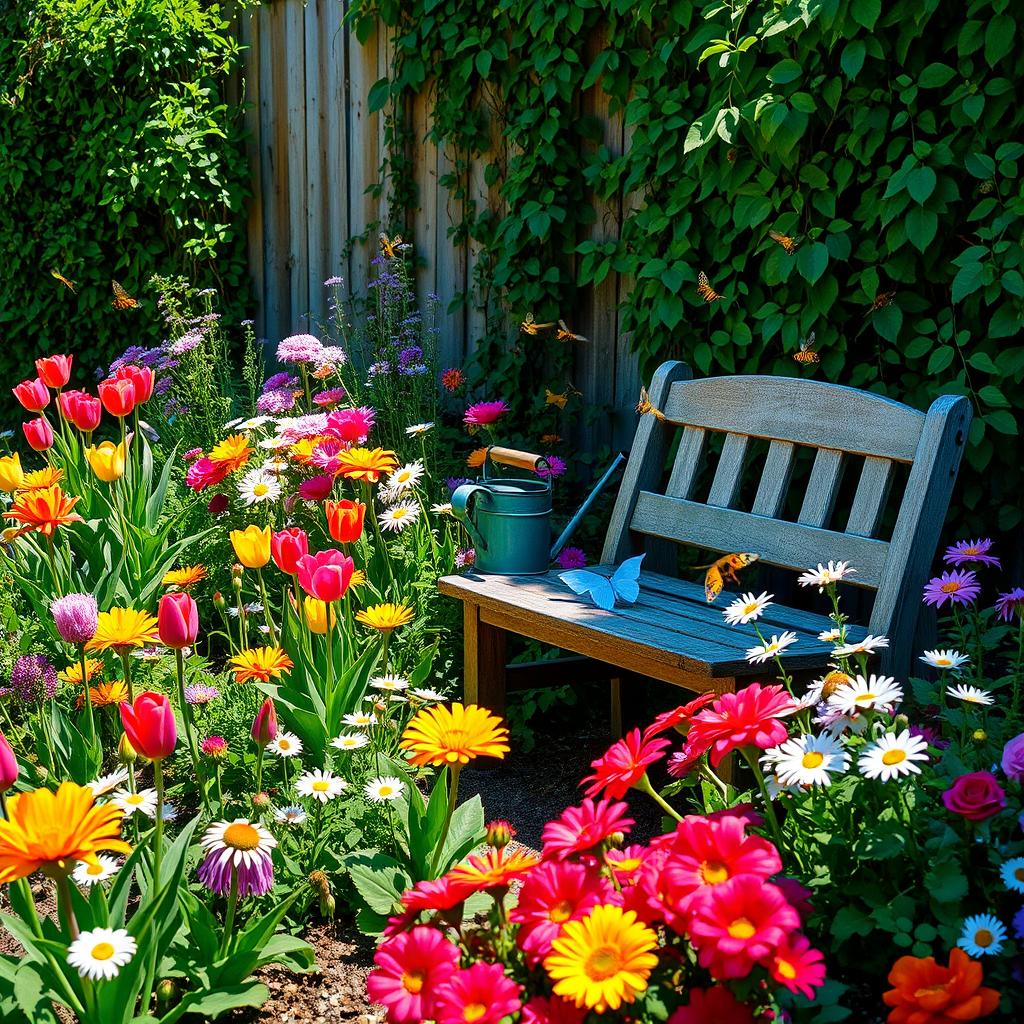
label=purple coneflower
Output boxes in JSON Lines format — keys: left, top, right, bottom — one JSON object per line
{"left": 11, "top": 655, "right": 58, "bottom": 703}
{"left": 995, "top": 587, "right": 1024, "bottom": 622}
{"left": 50, "top": 593, "right": 98, "bottom": 645}
{"left": 944, "top": 537, "right": 1001, "bottom": 568}
{"left": 556, "top": 547, "right": 586, "bottom": 570}
{"left": 197, "top": 819, "right": 276, "bottom": 897}
{"left": 184, "top": 684, "right": 220, "bottom": 707}
{"left": 922, "top": 569, "right": 981, "bottom": 608}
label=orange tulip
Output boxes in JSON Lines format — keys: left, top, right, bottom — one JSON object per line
{"left": 325, "top": 499, "right": 366, "bottom": 544}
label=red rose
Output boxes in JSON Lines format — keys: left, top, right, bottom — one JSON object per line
{"left": 941, "top": 771, "right": 1006, "bottom": 822}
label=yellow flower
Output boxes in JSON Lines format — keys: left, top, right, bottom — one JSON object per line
{"left": 59, "top": 658, "right": 104, "bottom": 685}
{"left": 303, "top": 597, "right": 337, "bottom": 635}
{"left": 78, "top": 681, "right": 129, "bottom": 709}
{"left": 288, "top": 437, "right": 324, "bottom": 465}
{"left": 228, "top": 646, "right": 293, "bottom": 683}
{"left": 334, "top": 447, "right": 398, "bottom": 483}
{"left": 349, "top": 569, "right": 367, "bottom": 588}
{"left": 4, "top": 485, "right": 82, "bottom": 538}
{"left": 208, "top": 433, "right": 252, "bottom": 472}
{"left": 230, "top": 525, "right": 271, "bottom": 569}
{"left": 355, "top": 602, "right": 414, "bottom": 633}
{"left": 0, "top": 782, "right": 131, "bottom": 883}
{"left": 162, "top": 564, "right": 208, "bottom": 589}
{"left": 544, "top": 905, "right": 659, "bottom": 1013}
{"left": 84, "top": 438, "right": 129, "bottom": 483}
{"left": 400, "top": 702, "right": 510, "bottom": 767}
{"left": 85, "top": 608, "right": 159, "bottom": 652}
{"left": 19, "top": 466, "right": 64, "bottom": 491}
{"left": 0, "top": 452, "right": 25, "bottom": 492}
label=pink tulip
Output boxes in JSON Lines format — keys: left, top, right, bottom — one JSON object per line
{"left": 158, "top": 592, "right": 199, "bottom": 649}
{"left": 251, "top": 698, "right": 278, "bottom": 747}
{"left": 22, "top": 417, "right": 54, "bottom": 452}
{"left": 271, "top": 527, "right": 309, "bottom": 575}
{"left": 12, "top": 377, "right": 50, "bottom": 413}
{"left": 120, "top": 691, "right": 177, "bottom": 761}
{"left": 0, "top": 730, "right": 18, "bottom": 790}
{"left": 36, "top": 355, "right": 73, "bottom": 389}
{"left": 296, "top": 549, "right": 354, "bottom": 603}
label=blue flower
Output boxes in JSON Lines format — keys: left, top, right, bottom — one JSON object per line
{"left": 957, "top": 913, "right": 1007, "bottom": 957}
{"left": 1000, "top": 857, "right": 1024, "bottom": 894}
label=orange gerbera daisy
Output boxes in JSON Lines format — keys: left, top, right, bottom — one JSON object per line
{"left": 0, "top": 782, "right": 131, "bottom": 883}
{"left": 466, "top": 447, "right": 488, "bottom": 469}
{"left": 400, "top": 702, "right": 510, "bottom": 767}
{"left": 228, "top": 646, "right": 294, "bottom": 683}
{"left": 448, "top": 846, "right": 540, "bottom": 892}
{"left": 208, "top": 433, "right": 253, "bottom": 472}
{"left": 883, "top": 948, "right": 1000, "bottom": 1024}
{"left": 77, "top": 681, "right": 129, "bottom": 709}
{"left": 59, "top": 658, "right": 103, "bottom": 685}
{"left": 18, "top": 466, "right": 64, "bottom": 491}
{"left": 288, "top": 437, "right": 326, "bottom": 465}
{"left": 162, "top": 564, "right": 208, "bottom": 589}
{"left": 4, "top": 484, "right": 82, "bottom": 538}
{"left": 334, "top": 446, "right": 398, "bottom": 483}
{"left": 85, "top": 608, "right": 159, "bottom": 653}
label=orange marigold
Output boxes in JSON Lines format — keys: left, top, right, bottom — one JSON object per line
{"left": 208, "top": 433, "right": 253, "bottom": 472}
{"left": 4, "top": 485, "right": 82, "bottom": 537}
{"left": 334, "top": 447, "right": 398, "bottom": 483}
{"left": 883, "top": 948, "right": 1000, "bottom": 1024}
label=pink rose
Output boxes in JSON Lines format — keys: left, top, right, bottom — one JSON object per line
{"left": 1001, "top": 732, "right": 1024, "bottom": 783}
{"left": 941, "top": 771, "right": 1006, "bottom": 822}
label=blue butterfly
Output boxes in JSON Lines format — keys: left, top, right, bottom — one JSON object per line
{"left": 558, "top": 555, "right": 645, "bottom": 611}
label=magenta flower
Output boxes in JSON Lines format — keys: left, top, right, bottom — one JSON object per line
{"left": 183, "top": 447, "right": 203, "bottom": 462}
{"left": 454, "top": 547, "right": 475, "bottom": 569}
{"left": 325, "top": 406, "right": 376, "bottom": 444}
{"left": 995, "top": 587, "right": 1024, "bottom": 622}
{"left": 50, "top": 593, "right": 98, "bottom": 645}
{"left": 463, "top": 400, "right": 508, "bottom": 427}
{"left": 922, "top": 570, "right": 981, "bottom": 608}
{"left": 556, "top": 547, "right": 586, "bottom": 570}
{"left": 313, "top": 387, "right": 346, "bottom": 407}
{"left": 536, "top": 455, "right": 567, "bottom": 479}
{"left": 298, "top": 474, "right": 334, "bottom": 501}
{"left": 944, "top": 537, "right": 1001, "bottom": 568}
{"left": 201, "top": 735, "right": 228, "bottom": 759}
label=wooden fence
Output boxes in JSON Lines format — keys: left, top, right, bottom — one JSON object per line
{"left": 239, "top": 0, "right": 641, "bottom": 452}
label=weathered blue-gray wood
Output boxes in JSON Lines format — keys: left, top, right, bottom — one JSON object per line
{"left": 751, "top": 440, "right": 796, "bottom": 517}
{"left": 846, "top": 456, "right": 895, "bottom": 538}
{"left": 706, "top": 432, "right": 750, "bottom": 508}
{"left": 797, "top": 447, "right": 844, "bottom": 528}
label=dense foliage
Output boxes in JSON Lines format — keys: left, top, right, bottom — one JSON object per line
{"left": 350, "top": 0, "right": 1024, "bottom": 531}
{"left": 0, "top": 0, "right": 252, "bottom": 396}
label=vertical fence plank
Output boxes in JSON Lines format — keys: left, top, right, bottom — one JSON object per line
{"left": 303, "top": 0, "right": 326, "bottom": 329}
{"left": 434, "top": 141, "right": 465, "bottom": 369}
{"left": 238, "top": 8, "right": 265, "bottom": 338}
{"left": 262, "top": 0, "right": 289, "bottom": 346}
{"left": 323, "top": 0, "right": 349, "bottom": 295}
{"left": 346, "top": 9, "right": 377, "bottom": 297}
{"left": 285, "top": 0, "right": 308, "bottom": 333}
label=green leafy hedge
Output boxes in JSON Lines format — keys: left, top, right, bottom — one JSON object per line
{"left": 0, "top": 0, "right": 252, "bottom": 395}
{"left": 353, "top": 0, "right": 1024, "bottom": 531}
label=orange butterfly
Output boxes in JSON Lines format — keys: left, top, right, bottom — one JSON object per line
{"left": 379, "top": 233, "right": 410, "bottom": 259}
{"left": 556, "top": 320, "right": 588, "bottom": 343}
{"left": 869, "top": 290, "right": 896, "bottom": 311}
{"left": 703, "top": 552, "right": 760, "bottom": 603}
{"left": 51, "top": 269, "right": 76, "bottom": 293}
{"left": 696, "top": 271, "right": 722, "bottom": 304}
{"left": 793, "top": 331, "right": 819, "bottom": 365}
{"left": 636, "top": 385, "right": 666, "bottom": 422}
{"left": 521, "top": 313, "right": 555, "bottom": 335}
{"left": 545, "top": 389, "right": 569, "bottom": 409}
{"left": 111, "top": 280, "right": 139, "bottom": 310}
{"left": 541, "top": 433, "right": 561, "bottom": 445}
{"left": 768, "top": 230, "right": 801, "bottom": 255}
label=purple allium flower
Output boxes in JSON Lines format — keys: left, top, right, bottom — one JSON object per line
{"left": 276, "top": 334, "right": 323, "bottom": 363}
{"left": 50, "top": 593, "right": 98, "bottom": 645}
{"left": 995, "top": 587, "right": 1024, "bottom": 622}
{"left": 922, "top": 570, "right": 981, "bottom": 608}
{"left": 454, "top": 547, "right": 476, "bottom": 569}
{"left": 11, "top": 655, "right": 58, "bottom": 703}
{"left": 313, "top": 387, "right": 346, "bottom": 407}
{"left": 536, "top": 455, "right": 567, "bottom": 479}
{"left": 263, "top": 372, "right": 299, "bottom": 393}
{"left": 398, "top": 346, "right": 423, "bottom": 366}
{"left": 256, "top": 389, "right": 297, "bottom": 414}
{"left": 944, "top": 537, "right": 1001, "bottom": 568}
{"left": 446, "top": 476, "right": 471, "bottom": 493}
{"left": 197, "top": 819, "right": 275, "bottom": 897}
{"left": 556, "top": 547, "right": 587, "bottom": 570}
{"left": 201, "top": 736, "right": 228, "bottom": 759}
{"left": 324, "top": 276, "right": 343, "bottom": 286}
{"left": 184, "top": 684, "right": 220, "bottom": 707}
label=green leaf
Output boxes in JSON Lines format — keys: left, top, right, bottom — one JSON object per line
{"left": 346, "top": 852, "right": 410, "bottom": 915}
{"left": 987, "top": 410, "right": 1018, "bottom": 435}
{"left": 367, "top": 77, "right": 391, "bottom": 113}
{"left": 918, "top": 63, "right": 955, "bottom": 88}
{"left": 841, "top": 40, "right": 866, "bottom": 78}
{"left": 951, "top": 262, "right": 985, "bottom": 302}
{"left": 927, "top": 346, "right": 955, "bottom": 374}
{"left": 905, "top": 207, "right": 937, "bottom": 251}
{"left": 796, "top": 242, "right": 829, "bottom": 285}
{"left": 984, "top": 14, "right": 1015, "bottom": 66}
{"left": 965, "top": 153, "right": 995, "bottom": 179}
{"left": 767, "top": 59, "right": 802, "bottom": 84}
{"left": 925, "top": 859, "right": 968, "bottom": 903}
{"left": 990, "top": 303, "right": 1023, "bottom": 339}
{"left": 851, "top": 0, "right": 881, "bottom": 30}
{"left": 906, "top": 166, "right": 937, "bottom": 204}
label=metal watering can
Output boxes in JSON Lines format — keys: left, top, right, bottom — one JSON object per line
{"left": 451, "top": 447, "right": 626, "bottom": 575}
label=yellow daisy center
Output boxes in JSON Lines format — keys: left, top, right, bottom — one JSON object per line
{"left": 975, "top": 928, "right": 993, "bottom": 948}
{"left": 253, "top": 483, "right": 269, "bottom": 497}
{"left": 549, "top": 899, "right": 574, "bottom": 923}
{"left": 279, "top": 739, "right": 292, "bottom": 750}
{"left": 378, "top": 785, "right": 394, "bottom": 797}
{"left": 402, "top": 970, "right": 426, "bottom": 994}
{"left": 464, "top": 1004, "right": 487, "bottom": 1022}
{"left": 742, "top": 602, "right": 759, "bottom": 615}
{"left": 87, "top": 863, "right": 105, "bottom": 876}
{"left": 727, "top": 917, "right": 757, "bottom": 940}
{"left": 223, "top": 823, "right": 261, "bottom": 850}
{"left": 963, "top": 546, "right": 980, "bottom": 555}
{"left": 312, "top": 780, "right": 330, "bottom": 793}
{"left": 775, "top": 957, "right": 798, "bottom": 980}
{"left": 802, "top": 751, "right": 825, "bottom": 769}
{"left": 854, "top": 692, "right": 877, "bottom": 705}
{"left": 584, "top": 945, "right": 622, "bottom": 980}
{"left": 125, "top": 795, "right": 144, "bottom": 805}
{"left": 700, "top": 860, "right": 730, "bottom": 885}
{"left": 935, "top": 658, "right": 952, "bottom": 666}
{"left": 392, "top": 508, "right": 408, "bottom": 519}
{"left": 91, "top": 942, "right": 115, "bottom": 961}
{"left": 882, "top": 749, "right": 907, "bottom": 766}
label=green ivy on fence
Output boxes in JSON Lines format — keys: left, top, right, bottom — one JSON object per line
{"left": 350, "top": 0, "right": 1024, "bottom": 532}
{"left": 0, "top": 0, "right": 253, "bottom": 398}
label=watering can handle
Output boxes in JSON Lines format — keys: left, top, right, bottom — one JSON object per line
{"left": 486, "top": 446, "right": 547, "bottom": 472}
{"left": 450, "top": 483, "right": 489, "bottom": 553}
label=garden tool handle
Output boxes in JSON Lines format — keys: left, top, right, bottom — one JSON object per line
{"left": 487, "top": 446, "right": 546, "bottom": 472}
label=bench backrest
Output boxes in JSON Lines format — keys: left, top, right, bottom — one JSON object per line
{"left": 602, "top": 361, "right": 973, "bottom": 673}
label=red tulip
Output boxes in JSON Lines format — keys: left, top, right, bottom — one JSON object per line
{"left": 158, "top": 592, "right": 199, "bottom": 649}
{"left": 13, "top": 378, "right": 50, "bottom": 413}
{"left": 98, "top": 377, "right": 137, "bottom": 418}
{"left": 35, "top": 354, "right": 73, "bottom": 389}
{"left": 120, "top": 691, "right": 177, "bottom": 761}
{"left": 271, "top": 527, "right": 309, "bottom": 575}
{"left": 0, "top": 729, "right": 18, "bottom": 791}
{"left": 114, "top": 365, "right": 155, "bottom": 404}
{"left": 22, "top": 417, "right": 54, "bottom": 452}
{"left": 296, "top": 549, "right": 354, "bottom": 603}
{"left": 251, "top": 698, "right": 278, "bottom": 747}
{"left": 59, "top": 390, "right": 103, "bottom": 432}
{"left": 326, "top": 499, "right": 366, "bottom": 544}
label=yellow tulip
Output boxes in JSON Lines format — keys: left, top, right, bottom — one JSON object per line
{"left": 230, "top": 524, "right": 271, "bottom": 569}
{"left": 0, "top": 453, "right": 24, "bottom": 492}
{"left": 303, "top": 597, "right": 337, "bottom": 635}
{"left": 85, "top": 438, "right": 129, "bottom": 483}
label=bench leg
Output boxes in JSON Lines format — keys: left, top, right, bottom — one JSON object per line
{"left": 463, "top": 603, "right": 507, "bottom": 718}
{"left": 610, "top": 677, "right": 622, "bottom": 738}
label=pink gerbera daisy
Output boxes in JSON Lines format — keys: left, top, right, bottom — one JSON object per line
{"left": 433, "top": 962, "right": 522, "bottom": 1024}
{"left": 541, "top": 797, "right": 634, "bottom": 861}
{"left": 326, "top": 406, "right": 376, "bottom": 444}
{"left": 366, "top": 926, "right": 459, "bottom": 1024}
{"left": 922, "top": 569, "right": 981, "bottom": 608}
{"left": 644, "top": 693, "right": 717, "bottom": 741}
{"left": 463, "top": 400, "right": 508, "bottom": 427}
{"left": 313, "top": 387, "right": 347, "bottom": 408}
{"left": 768, "top": 932, "right": 827, "bottom": 998}
{"left": 685, "top": 683, "right": 794, "bottom": 768}
{"left": 185, "top": 457, "right": 230, "bottom": 492}
{"left": 520, "top": 996, "right": 587, "bottom": 1024}
{"left": 944, "top": 537, "right": 1000, "bottom": 568}
{"left": 582, "top": 729, "right": 671, "bottom": 799}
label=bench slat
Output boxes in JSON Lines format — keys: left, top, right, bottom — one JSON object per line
{"left": 751, "top": 440, "right": 796, "bottom": 517}
{"left": 846, "top": 456, "right": 895, "bottom": 538}
{"left": 706, "top": 432, "right": 749, "bottom": 508}
{"left": 666, "top": 425, "right": 706, "bottom": 499}
{"left": 798, "top": 448, "right": 844, "bottom": 528}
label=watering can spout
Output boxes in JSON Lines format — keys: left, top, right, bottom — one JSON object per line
{"left": 549, "top": 451, "right": 627, "bottom": 559}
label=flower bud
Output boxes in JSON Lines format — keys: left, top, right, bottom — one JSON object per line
{"left": 213, "top": 591, "right": 227, "bottom": 612}
{"left": 251, "top": 698, "right": 278, "bottom": 747}
{"left": 973, "top": 729, "right": 987, "bottom": 743}
{"left": 485, "top": 819, "right": 516, "bottom": 850}
{"left": 117, "top": 732, "right": 138, "bottom": 765}
{"left": 251, "top": 791, "right": 271, "bottom": 809}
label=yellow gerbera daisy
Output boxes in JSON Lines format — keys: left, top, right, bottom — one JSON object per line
{"left": 85, "top": 608, "right": 159, "bottom": 653}
{"left": 400, "top": 702, "right": 510, "bottom": 767}
{"left": 544, "top": 905, "right": 659, "bottom": 1013}
{"left": 59, "top": 658, "right": 104, "bottom": 685}
{"left": 161, "top": 564, "right": 208, "bottom": 589}
{"left": 0, "top": 782, "right": 131, "bottom": 883}
{"left": 288, "top": 437, "right": 325, "bottom": 465}
{"left": 18, "top": 466, "right": 64, "bottom": 491}
{"left": 355, "top": 602, "right": 414, "bottom": 633}
{"left": 334, "top": 447, "right": 398, "bottom": 483}
{"left": 228, "top": 646, "right": 294, "bottom": 683}
{"left": 77, "top": 681, "right": 129, "bottom": 709}
{"left": 349, "top": 569, "right": 367, "bottom": 588}
{"left": 207, "top": 433, "right": 253, "bottom": 472}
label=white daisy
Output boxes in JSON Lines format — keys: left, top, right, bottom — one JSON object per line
{"left": 295, "top": 769, "right": 347, "bottom": 803}
{"left": 264, "top": 457, "right": 290, "bottom": 475}
{"left": 200, "top": 818, "right": 277, "bottom": 866}
{"left": 343, "top": 712, "right": 377, "bottom": 728}
{"left": 1000, "top": 857, "right": 1024, "bottom": 893}
{"left": 797, "top": 561, "right": 856, "bottom": 590}
{"left": 67, "top": 927, "right": 137, "bottom": 980}
{"left": 745, "top": 631, "right": 799, "bottom": 664}
{"left": 386, "top": 461, "right": 425, "bottom": 493}
{"left": 818, "top": 628, "right": 842, "bottom": 642}
{"left": 957, "top": 914, "right": 1007, "bottom": 957}
{"left": 112, "top": 787, "right": 158, "bottom": 818}
{"left": 947, "top": 684, "right": 995, "bottom": 706}
{"left": 364, "top": 776, "right": 406, "bottom": 803}
{"left": 268, "top": 731, "right": 303, "bottom": 757}
{"left": 235, "top": 416, "right": 274, "bottom": 432}
{"left": 411, "top": 687, "right": 445, "bottom": 703}
{"left": 790, "top": 679, "right": 825, "bottom": 711}
{"left": 814, "top": 708, "right": 870, "bottom": 736}
{"left": 371, "top": 674, "right": 409, "bottom": 692}
{"left": 238, "top": 468, "right": 282, "bottom": 506}
{"left": 405, "top": 422, "right": 434, "bottom": 436}
{"left": 920, "top": 649, "right": 971, "bottom": 672}
{"left": 259, "top": 436, "right": 293, "bottom": 450}
{"left": 379, "top": 502, "right": 420, "bottom": 533}
{"left": 857, "top": 729, "right": 929, "bottom": 781}
{"left": 331, "top": 733, "right": 370, "bottom": 752}
{"left": 722, "top": 591, "right": 774, "bottom": 625}
{"left": 828, "top": 674, "right": 903, "bottom": 715}
{"left": 72, "top": 855, "right": 121, "bottom": 887}
{"left": 272, "top": 805, "right": 308, "bottom": 826}
{"left": 831, "top": 634, "right": 890, "bottom": 657}
{"left": 430, "top": 502, "right": 454, "bottom": 515}
{"left": 767, "top": 733, "right": 850, "bottom": 788}
{"left": 87, "top": 768, "right": 130, "bottom": 798}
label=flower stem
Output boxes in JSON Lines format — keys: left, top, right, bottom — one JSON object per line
{"left": 255, "top": 746, "right": 264, "bottom": 795}
{"left": 118, "top": 648, "right": 134, "bottom": 702}
{"left": 152, "top": 759, "right": 165, "bottom": 893}
{"left": 428, "top": 764, "right": 461, "bottom": 879}
{"left": 741, "top": 747, "right": 786, "bottom": 855}
{"left": 55, "top": 871, "right": 79, "bottom": 940}
{"left": 218, "top": 866, "right": 239, "bottom": 959}
{"left": 175, "top": 648, "right": 208, "bottom": 811}
{"left": 256, "top": 568, "right": 277, "bottom": 645}
{"left": 633, "top": 772, "right": 683, "bottom": 822}
{"left": 79, "top": 645, "right": 96, "bottom": 747}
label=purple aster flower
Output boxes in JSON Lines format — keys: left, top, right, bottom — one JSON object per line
{"left": 154, "top": 377, "right": 173, "bottom": 396}
{"left": 398, "top": 363, "right": 428, "bottom": 377}
{"left": 10, "top": 655, "right": 58, "bottom": 703}
{"left": 324, "top": 276, "right": 343, "bottom": 286}
{"left": 367, "top": 360, "right": 391, "bottom": 380}
{"left": 556, "top": 547, "right": 587, "bottom": 570}
{"left": 50, "top": 593, "right": 98, "bottom": 645}
{"left": 454, "top": 547, "right": 476, "bottom": 569}
{"left": 995, "top": 587, "right": 1024, "bottom": 622}
{"left": 313, "top": 387, "right": 346, "bottom": 407}
{"left": 536, "top": 455, "right": 567, "bottom": 479}
{"left": 256, "top": 389, "right": 297, "bottom": 414}
{"left": 944, "top": 537, "right": 1001, "bottom": 568}
{"left": 263, "top": 372, "right": 299, "bottom": 392}
{"left": 276, "top": 334, "right": 323, "bottom": 363}
{"left": 922, "top": 570, "right": 981, "bottom": 608}
{"left": 446, "top": 476, "right": 471, "bottom": 493}
{"left": 184, "top": 684, "right": 220, "bottom": 707}
{"left": 197, "top": 819, "right": 276, "bottom": 897}
{"left": 398, "top": 346, "right": 423, "bottom": 366}
{"left": 169, "top": 329, "right": 204, "bottom": 356}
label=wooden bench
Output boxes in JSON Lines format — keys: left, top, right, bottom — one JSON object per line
{"left": 439, "top": 361, "right": 972, "bottom": 721}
